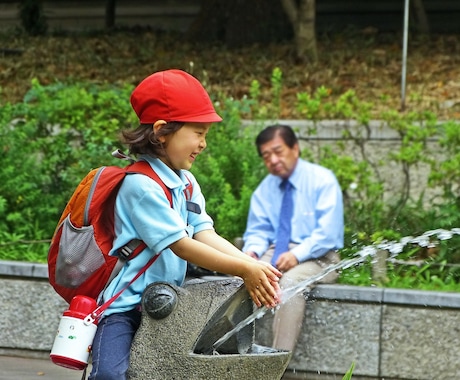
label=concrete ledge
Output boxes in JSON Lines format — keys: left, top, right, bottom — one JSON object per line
{"left": 0, "top": 259, "right": 48, "bottom": 279}
{"left": 311, "top": 284, "right": 460, "bottom": 309}
{"left": 2, "top": 260, "right": 460, "bottom": 379}
{"left": 256, "top": 284, "right": 460, "bottom": 379}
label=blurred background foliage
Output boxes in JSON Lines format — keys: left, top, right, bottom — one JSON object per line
{"left": 0, "top": 67, "right": 459, "bottom": 291}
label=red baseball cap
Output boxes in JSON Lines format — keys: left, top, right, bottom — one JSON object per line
{"left": 130, "top": 69, "right": 222, "bottom": 124}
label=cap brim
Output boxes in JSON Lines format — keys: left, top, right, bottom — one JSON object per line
{"left": 176, "top": 112, "right": 223, "bottom": 123}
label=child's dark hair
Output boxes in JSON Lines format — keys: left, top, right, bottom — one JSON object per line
{"left": 121, "top": 122, "right": 184, "bottom": 157}
{"left": 255, "top": 124, "right": 298, "bottom": 156}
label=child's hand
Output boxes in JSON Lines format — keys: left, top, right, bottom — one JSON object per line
{"left": 241, "top": 262, "right": 282, "bottom": 308}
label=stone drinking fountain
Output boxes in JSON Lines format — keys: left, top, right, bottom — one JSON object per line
{"left": 128, "top": 277, "right": 291, "bottom": 380}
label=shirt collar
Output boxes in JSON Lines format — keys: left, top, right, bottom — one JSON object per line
{"left": 139, "top": 155, "right": 186, "bottom": 192}
{"left": 279, "top": 159, "right": 301, "bottom": 189}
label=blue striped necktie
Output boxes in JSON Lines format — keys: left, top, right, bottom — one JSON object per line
{"left": 272, "top": 179, "right": 293, "bottom": 266}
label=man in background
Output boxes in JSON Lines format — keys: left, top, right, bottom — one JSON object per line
{"left": 243, "top": 124, "right": 344, "bottom": 352}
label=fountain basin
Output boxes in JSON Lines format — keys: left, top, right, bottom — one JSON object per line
{"left": 128, "top": 278, "right": 291, "bottom": 380}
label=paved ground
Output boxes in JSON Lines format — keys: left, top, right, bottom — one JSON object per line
{"left": 0, "top": 355, "right": 318, "bottom": 379}
{"left": 0, "top": 356, "right": 85, "bottom": 380}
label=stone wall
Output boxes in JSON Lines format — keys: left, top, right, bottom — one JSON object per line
{"left": 243, "top": 119, "right": 445, "bottom": 205}
{"left": 0, "top": 261, "right": 68, "bottom": 358}
{"left": 255, "top": 284, "right": 460, "bottom": 380}
{"left": 1, "top": 260, "right": 460, "bottom": 379}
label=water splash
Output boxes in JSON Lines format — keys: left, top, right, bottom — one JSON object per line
{"left": 210, "top": 228, "right": 460, "bottom": 353}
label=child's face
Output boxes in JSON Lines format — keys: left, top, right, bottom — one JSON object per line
{"left": 161, "top": 122, "right": 211, "bottom": 170}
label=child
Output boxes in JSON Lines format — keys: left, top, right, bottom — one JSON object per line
{"left": 88, "top": 69, "right": 282, "bottom": 380}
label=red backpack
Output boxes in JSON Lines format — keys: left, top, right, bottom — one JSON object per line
{"left": 48, "top": 152, "right": 192, "bottom": 304}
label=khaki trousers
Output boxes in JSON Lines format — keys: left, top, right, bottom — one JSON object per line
{"left": 259, "top": 245, "right": 340, "bottom": 351}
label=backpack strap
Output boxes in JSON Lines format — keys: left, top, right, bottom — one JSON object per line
{"left": 114, "top": 159, "right": 173, "bottom": 260}
{"left": 183, "top": 173, "right": 202, "bottom": 213}
{"left": 184, "top": 174, "right": 193, "bottom": 200}
{"left": 127, "top": 160, "right": 173, "bottom": 206}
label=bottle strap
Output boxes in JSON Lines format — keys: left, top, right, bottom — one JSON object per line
{"left": 84, "top": 252, "right": 161, "bottom": 324}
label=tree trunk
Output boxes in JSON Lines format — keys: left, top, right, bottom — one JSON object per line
{"left": 296, "top": 0, "right": 317, "bottom": 62}
{"left": 19, "top": 0, "right": 48, "bottom": 35}
{"left": 105, "top": 0, "right": 116, "bottom": 29}
{"left": 188, "top": 0, "right": 291, "bottom": 48}
{"left": 411, "top": 0, "right": 430, "bottom": 34}
{"left": 280, "top": 0, "right": 317, "bottom": 63}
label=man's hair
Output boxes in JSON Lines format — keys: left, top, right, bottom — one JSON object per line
{"left": 255, "top": 124, "right": 298, "bottom": 156}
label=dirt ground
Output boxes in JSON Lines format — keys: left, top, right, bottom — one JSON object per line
{"left": 1, "top": 29, "right": 459, "bottom": 120}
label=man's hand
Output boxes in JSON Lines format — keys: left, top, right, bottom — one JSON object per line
{"left": 273, "top": 251, "right": 299, "bottom": 272}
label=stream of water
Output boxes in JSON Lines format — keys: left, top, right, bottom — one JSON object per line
{"left": 210, "top": 227, "right": 460, "bottom": 354}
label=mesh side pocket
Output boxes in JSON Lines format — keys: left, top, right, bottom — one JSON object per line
{"left": 55, "top": 214, "right": 106, "bottom": 288}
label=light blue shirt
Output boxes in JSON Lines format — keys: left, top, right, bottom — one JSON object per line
{"left": 102, "top": 156, "right": 214, "bottom": 316}
{"left": 242, "top": 158, "right": 344, "bottom": 262}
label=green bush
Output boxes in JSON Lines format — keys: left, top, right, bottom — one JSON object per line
{"left": 0, "top": 79, "right": 135, "bottom": 261}
{"left": 190, "top": 96, "right": 267, "bottom": 240}
{"left": 0, "top": 71, "right": 459, "bottom": 294}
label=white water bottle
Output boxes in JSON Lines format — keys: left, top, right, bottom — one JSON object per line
{"left": 50, "top": 295, "right": 98, "bottom": 370}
